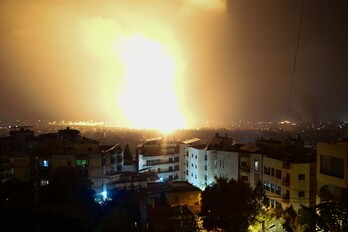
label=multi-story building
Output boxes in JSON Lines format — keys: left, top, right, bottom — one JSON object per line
{"left": 317, "top": 141, "right": 348, "bottom": 202}
{"left": 260, "top": 137, "right": 316, "bottom": 213}
{"left": 179, "top": 138, "right": 203, "bottom": 181}
{"left": 138, "top": 137, "right": 180, "bottom": 181}
{"left": 239, "top": 143, "right": 264, "bottom": 189}
{"left": 0, "top": 126, "right": 38, "bottom": 183}
{"left": 35, "top": 127, "right": 105, "bottom": 192}
{"left": 0, "top": 126, "right": 131, "bottom": 194}
{"left": 185, "top": 144, "right": 208, "bottom": 189}
{"left": 183, "top": 133, "right": 263, "bottom": 190}
{"left": 101, "top": 143, "right": 124, "bottom": 175}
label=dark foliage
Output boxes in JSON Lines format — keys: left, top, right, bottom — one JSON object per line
{"left": 200, "top": 177, "right": 262, "bottom": 232}
{"left": 298, "top": 185, "right": 348, "bottom": 232}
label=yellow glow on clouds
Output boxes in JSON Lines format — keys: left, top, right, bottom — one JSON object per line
{"left": 79, "top": 0, "right": 227, "bottom": 131}
{"left": 114, "top": 35, "right": 185, "bottom": 133}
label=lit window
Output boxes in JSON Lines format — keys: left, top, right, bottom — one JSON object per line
{"left": 276, "top": 170, "right": 282, "bottom": 179}
{"left": 254, "top": 160, "right": 260, "bottom": 172}
{"left": 76, "top": 159, "right": 89, "bottom": 167}
{"left": 264, "top": 165, "right": 270, "bottom": 175}
{"left": 40, "top": 159, "right": 49, "bottom": 167}
{"left": 40, "top": 179, "right": 49, "bottom": 186}
{"left": 264, "top": 181, "right": 270, "bottom": 191}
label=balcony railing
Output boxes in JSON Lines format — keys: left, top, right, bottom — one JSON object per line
{"left": 145, "top": 159, "right": 180, "bottom": 166}
{"left": 157, "top": 169, "right": 180, "bottom": 174}
{"left": 282, "top": 194, "right": 290, "bottom": 203}
{"left": 240, "top": 165, "right": 250, "bottom": 172}
{"left": 282, "top": 177, "right": 290, "bottom": 186}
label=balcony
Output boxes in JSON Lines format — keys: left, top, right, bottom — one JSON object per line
{"left": 282, "top": 194, "right": 290, "bottom": 203}
{"left": 240, "top": 165, "right": 250, "bottom": 172}
{"left": 282, "top": 177, "right": 290, "bottom": 186}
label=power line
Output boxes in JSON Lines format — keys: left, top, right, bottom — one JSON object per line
{"left": 286, "top": 0, "right": 305, "bottom": 120}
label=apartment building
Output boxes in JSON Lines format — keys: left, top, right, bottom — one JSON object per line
{"left": 183, "top": 133, "right": 262, "bottom": 190}
{"left": 138, "top": 137, "right": 180, "bottom": 181}
{"left": 262, "top": 151, "right": 316, "bottom": 212}
{"left": 179, "top": 138, "right": 202, "bottom": 181}
{"left": 239, "top": 143, "right": 264, "bottom": 188}
{"left": 0, "top": 126, "right": 129, "bottom": 194}
{"left": 317, "top": 141, "right": 348, "bottom": 202}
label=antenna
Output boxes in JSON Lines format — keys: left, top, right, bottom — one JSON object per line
{"left": 286, "top": 0, "right": 305, "bottom": 121}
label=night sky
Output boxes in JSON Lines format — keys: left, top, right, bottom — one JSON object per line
{"left": 0, "top": 0, "right": 347, "bottom": 128}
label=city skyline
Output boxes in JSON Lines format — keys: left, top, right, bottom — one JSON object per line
{"left": 1, "top": 0, "right": 347, "bottom": 131}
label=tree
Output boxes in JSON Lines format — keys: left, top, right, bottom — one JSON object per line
{"left": 200, "top": 177, "right": 262, "bottom": 232}
{"left": 123, "top": 144, "right": 133, "bottom": 161}
{"left": 170, "top": 206, "right": 200, "bottom": 232}
{"left": 38, "top": 167, "right": 97, "bottom": 231}
{"left": 298, "top": 185, "right": 348, "bottom": 232}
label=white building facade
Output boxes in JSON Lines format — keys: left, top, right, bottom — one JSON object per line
{"left": 138, "top": 138, "right": 180, "bottom": 181}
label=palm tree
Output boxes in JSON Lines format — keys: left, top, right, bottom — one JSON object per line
{"left": 298, "top": 185, "right": 348, "bottom": 232}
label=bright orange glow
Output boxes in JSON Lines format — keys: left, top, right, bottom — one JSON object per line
{"left": 114, "top": 35, "right": 185, "bottom": 134}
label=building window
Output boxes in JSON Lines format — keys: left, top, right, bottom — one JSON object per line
{"left": 169, "top": 166, "right": 173, "bottom": 171}
{"left": 195, "top": 175, "right": 197, "bottom": 179}
{"left": 186, "top": 170, "right": 188, "bottom": 175}
{"left": 271, "top": 183, "right": 275, "bottom": 193}
{"left": 76, "top": 159, "right": 89, "bottom": 168}
{"left": 191, "top": 163, "right": 193, "bottom": 167}
{"left": 195, "top": 155, "right": 197, "bottom": 159}
{"left": 205, "top": 154, "right": 207, "bottom": 161}
{"left": 40, "top": 159, "right": 49, "bottom": 167}
{"left": 275, "top": 185, "right": 281, "bottom": 195}
{"left": 40, "top": 179, "right": 49, "bottom": 186}
{"left": 169, "top": 158, "right": 173, "bottom": 163}
{"left": 298, "top": 191, "right": 305, "bottom": 197}
{"left": 204, "top": 165, "right": 207, "bottom": 171}
{"left": 204, "top": 175, "right": 207, "bottom": 181}
{"left": 186, "top": 162, "right": 188, "bottom": 167}
{"left": 174, "top": 157, "right": 179, "bottom": 162}
{"left": 174, "top": 165, "right": 179, "bottom": 170}
{"left": 271, "top": 168, "right": 275, "bottom": 177}
{"left": 195, "top": 165, "right": 197, "bottom": 169}
{"left": 191, "top": 173, "right": 193, "bottom": 177}
{"left": 264, "top": 181, "right": 271, "bottom": 191}
{"left": 320, "top": 155, "right": 344, "bottom": 179}
{"left": 192, "top": 154, "right": 193, "bottom": 157}
{"left": 146, "top": 159, "right": 161, "bottom": 166}
{"left": 254, "top": 160, "right": 260, "bottom": 172}
{"left": 298, "top": 174, "right": 305, "bottom": 180}
{"left": 264, "top": 165, "right": 270, "bottom": 175}
{"left": 276, "top": 170, "right": 282, "bottom": 179}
